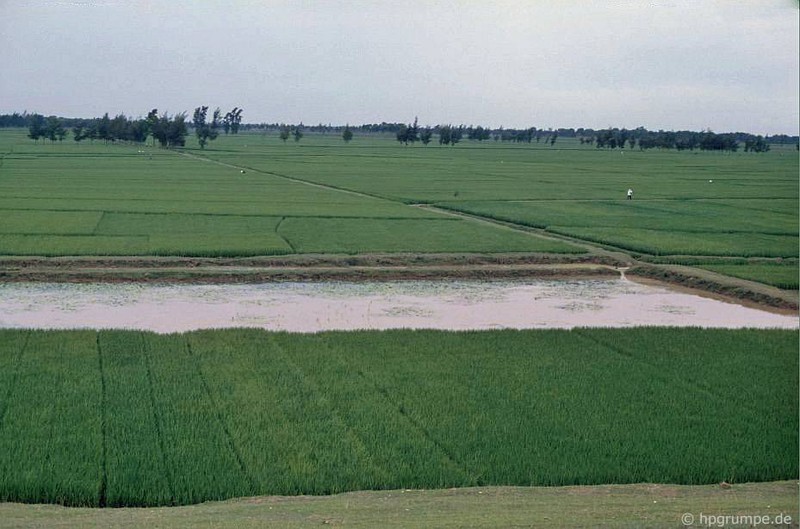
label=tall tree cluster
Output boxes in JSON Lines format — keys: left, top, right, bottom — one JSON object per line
{"left": 147, "top": 109, "right": 188, "bottom": 147}
{"left": 223, "top": 107, "right": 243, "bottom": 134}
{"left": 438, "top": 125, "right": 463, "bottom": 146}
{"left": 192, "top": 106, "right": 221, "bottom": 149}
{"left": 26, "top": 114, "right": 63, "bottom": 142}
{"left": 595, "top": 128, "right": 743, "bottom": 152}
{"left": 396, "top": 117, "right": 419, "bottom": 145}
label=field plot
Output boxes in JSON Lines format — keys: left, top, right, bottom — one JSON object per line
{"left": 0, "top": 328, "right": 795, "bottom": 507}
{"left": 695, "top": 262, "right": 798, "bottom": 290}
{"left": 0, "top": 130, "right": 578, "bottom": 256}
{"left": 199, "top": 134, "right": 798, "bottom": 261}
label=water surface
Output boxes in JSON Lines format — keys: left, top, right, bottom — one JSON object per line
{"left": 0, "top": 279, "right": 795, "bottom": 332}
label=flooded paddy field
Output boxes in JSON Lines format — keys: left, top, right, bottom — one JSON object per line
{"left": 0, "top": 279, "right": 795, "bottom": 332}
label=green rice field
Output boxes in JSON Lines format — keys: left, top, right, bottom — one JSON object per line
{"left": 0, "top": 328, "right": 795, "bottom": 507}
{"left": 0, "top": 130, "right": 578, "bottom": 257}
{"left": 0, "top": 130, "right": 797, "bottom": 267}
{"left": 198, "top": 133, "right": 798, "bottom": 260}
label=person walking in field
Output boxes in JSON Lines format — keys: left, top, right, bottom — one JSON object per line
{"left": 627, "top": 188, "right": 633, "bottom": 200}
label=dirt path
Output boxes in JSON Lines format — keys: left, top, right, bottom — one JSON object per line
{"left": 177, "top": 150, "right": 390, "bottom": 202}
{"left": 1, "top": 481, "right": 796, "bottom": 529}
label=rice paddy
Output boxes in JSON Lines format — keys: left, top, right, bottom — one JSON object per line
{"left": 0, "top": 130, "right": 797, "bottom": 274}
{"left": 0, "top": 328, "right": 795, "bottom": 507}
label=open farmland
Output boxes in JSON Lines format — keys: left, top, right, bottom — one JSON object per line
{"left": 195, "top": 133, "right": 798, "bottom": 283}
{"left": 1, "top": 131, "right": 798, "bottom": 281}
{"left": 0, "top": 130, "right": 578, "bottom": 257}
{"left": 0, "top": 328, "right": 795, "bottom": 507}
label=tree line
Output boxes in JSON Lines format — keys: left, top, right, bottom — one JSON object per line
{"left": 2, "top": 111, "right": 794, "bottom": 152}
{"left": 13, "top": 106, "right": 244, "bottom": 149}
{"left": 587, "top": 127, "right": 772, "bottom": 153}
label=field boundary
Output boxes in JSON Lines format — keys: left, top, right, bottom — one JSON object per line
{"left": 0, "top": 253, "right": 796, "bottom": 311}
{"left": 0, "top": 481, "right": 796, "bottom": 528}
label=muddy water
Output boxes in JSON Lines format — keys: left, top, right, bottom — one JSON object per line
{"left": 0, "top": 280, "right": 796, "bottom": 333}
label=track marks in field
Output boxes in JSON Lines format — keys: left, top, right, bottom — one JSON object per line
{"left": 141, "top": 335, "right": 175, "bottom": 505}
{"left": 574, "top": 330, "right": 776, "bottom": 424}
{"left": 358, "top": 363, "right": 475, "bottom": 484}
{"left": 277, "top": 334, "right": 473, "bottom": 488}
{"left": 96, "top": 334, "right": 108, "bottom": 507}
{"left": 184, "top": 339, "right": 257, "bottom": 494}
{"left": 0, "top": 331, "right": 30, "bottom": 432}
{"left": 265, "top": 336, "right": 391, "bottom": 489}
{"left": 273, "top": 216, "right": 297, "bottom": 252}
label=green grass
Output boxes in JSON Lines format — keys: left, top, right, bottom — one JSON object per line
{"left": 546, "top": 226, "right": 796, "bottom": 257}
{"left": 0, "top": 328, "right": 795, "bottom": 507}
{"left": 636, "top": 256, "right": 799, "bottom": 289}
{"left": 696, "top": 262, "right": 799, "bottom": 289}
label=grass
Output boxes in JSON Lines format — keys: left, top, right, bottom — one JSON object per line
{"left": 696, "top": 263, "right": 799, "bottom": 290}
{"left": 0, "top": 328, "right": 795, "bottom": 507}
{"left": 1, "top": 481, "right": 797, "bottom": 528}
{"left": 638, "top": 257, "right": 799, "bottom": 290}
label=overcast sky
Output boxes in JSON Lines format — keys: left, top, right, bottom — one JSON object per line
{"left": 1, "top": 1, "right": 798, "bottom": 134}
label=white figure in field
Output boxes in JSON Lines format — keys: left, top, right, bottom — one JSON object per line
{"left": 627, "top": 188, "right": 633, "bottom": 200}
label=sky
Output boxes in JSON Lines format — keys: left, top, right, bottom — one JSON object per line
{"left": 1, "top": 0, "right": 798, "bottom": 135}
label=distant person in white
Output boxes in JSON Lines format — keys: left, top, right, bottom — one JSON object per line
{"left": 627, "top": 188, "right": 633, "bottom": 200}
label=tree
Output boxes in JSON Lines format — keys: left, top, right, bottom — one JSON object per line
{"left": 72, "top": 125, "right": 84, "bottom": 142}
{"left": 129, "top": 119, "right": 148, "bottom": 143}
{"left": 146, "top": 109, "right": 159, "bottom": 146}
{"left": 438, "top": 125, "right": 451, "bottom": 145}
{"left": 342, "top": 124, "right": 353, "bottom": 143}
{"left": 396, "top": 124, "right": 409, "bottom": 144}
{"left": 450, "top": 125, "right": 463, "bottom": 146}
{"left": 420, "top": 127, "right": 432, "bottom": 145}
{"left": 467, "top": 125, "right": 490, "bottom": 141}
{"left": 193, "top": 106, "right": 208, "bottom": 148}
{"left": 279, "top": 125, "right": 290, "bottom": 143}
{"left": 98, "top": 113, "right": 111, "bottom": 143}
{"left": 85, "top": 120, "right": 99, "bottom": 142}
{"left": 210, "top": 108, "right": 221, "bottom": 141}
{"left": 232, "top": 108, "right": 243, "bottom": 133}
{"left": 408, "top": 117, "right": 419, "bottom": 144}
{"left": 151, "top": 113, "right": 187, "bottom": 147}
{"left": 167, "top": 113, "right": 188, "bottom": 147}
{"left": 27, "top": 114, "right": 45, "bottom": 142}
{"left": 109, "top": 114, "right": 129, "bottom": 142}
{"left": 549, "top": 132, "right": 558, "bottom": 146}
{"left": 744, "top": 135, "right": 770, "bottom": 153}
{"left": 222, "top": 108, "right": 243, "bottom": 134}
{"left": 292, "top": 124, "right": 303, "bottom": 142}
{"left": 192, "top": 106, "right": 218, "bottom": 149}
{"left": 396, "top": 117, "right": 419, "bottom": 145}
{"left": 45, "top": 116, "right": 65, "bottom": 142}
